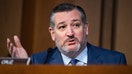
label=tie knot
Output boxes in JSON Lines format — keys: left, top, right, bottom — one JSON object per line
{"left": 70, "top": 59, "right": 78, "bottom": 65}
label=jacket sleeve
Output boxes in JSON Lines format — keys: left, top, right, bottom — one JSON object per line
{"left": 119, "top": 53, "right": 127, "bottom": 64}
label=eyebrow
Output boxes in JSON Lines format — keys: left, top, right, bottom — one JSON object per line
{"left": 58, "top": 21, "right": 65, "bottom": 25}
{"left": 72, "top": 19, "right": 81, "bottom": 22}
{"left": 57, "top": 19, "right": 81, "bottom": 26}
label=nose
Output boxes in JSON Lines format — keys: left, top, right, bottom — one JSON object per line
{"left": 66, "top": 27, "right": 74, "bottom": 37}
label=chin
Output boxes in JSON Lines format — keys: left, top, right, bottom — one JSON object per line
{"left": 68, "top": 48, "right": 78, "bottom": 51}
{"left": 62, "top": 45, "right": 81, "bottom": 53}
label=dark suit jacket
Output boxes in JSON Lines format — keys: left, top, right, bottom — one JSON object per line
{"left": 31, "top": 43, "right": 127, "bottom": 65}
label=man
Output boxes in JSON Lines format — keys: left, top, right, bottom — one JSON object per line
{"left": 7, "top": 3, "right": 126, "bottom": 66}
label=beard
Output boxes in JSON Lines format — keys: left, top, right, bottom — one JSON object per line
{"left": 55, "top": 37, "right": 81, "bottom": 54}
{"left": 62, "top": 43, "right": 81, "bottom": 53}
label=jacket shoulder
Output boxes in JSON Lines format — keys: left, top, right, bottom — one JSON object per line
{"left": 88, "top": 43, "right": 127, "bottom": 64}
{"left": 31, "top": 48, "right": 53, "bottom": 64}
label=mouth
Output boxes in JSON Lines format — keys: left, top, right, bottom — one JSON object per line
{"left": 61, "top": 38, "right": 80, "bottom": 52}
{"left": 66, "top": 39, "right": 76, "bottom": 45}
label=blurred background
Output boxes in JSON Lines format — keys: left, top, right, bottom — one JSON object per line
{"left": 0, "top": 0, "right": 132, "bottom": 65}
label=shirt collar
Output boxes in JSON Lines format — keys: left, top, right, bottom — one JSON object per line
{"left": 61, "top": 53, "right": 71, "bottom": 65}
{"left": 76, "top": 46, "right": 87, "bottom": 64}
{"left": 61, "top": 46, "right": 88, "bottom": 65}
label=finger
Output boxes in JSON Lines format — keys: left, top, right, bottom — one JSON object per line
{"left": 7, "top": 38, "right": 11, "bottom": 50}
{"left": 9, "top": 43, "right": 14, "bottom": 55}
{"left": 12, "top": 46, "right": 17, "bottom": 57}
{"left": 7, "top": 38, "right": 16, "bottom": 56}
{"left": 14, "top": 35, "right": 22, "bottom": 48}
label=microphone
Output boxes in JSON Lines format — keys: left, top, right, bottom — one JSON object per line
{"left": 47, "top": 47, "right": 53, "bottom": 53}
{"left": 44, "top": 47, "right": 53, "bottom": 63}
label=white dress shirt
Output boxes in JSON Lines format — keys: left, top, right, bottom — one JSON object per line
{"left": 61, "top": 46, "right": 88, "bottom": 66}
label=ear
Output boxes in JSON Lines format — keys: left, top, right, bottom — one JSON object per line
{"left": 85, "top": 23, "right": 89, "bottom": 36}
{"left": 49, "top": 27, "right": 55, "bottom": 41}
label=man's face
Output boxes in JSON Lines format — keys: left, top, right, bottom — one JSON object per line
{"left": 49, "top": 9, "right": 88, "bottom": 53}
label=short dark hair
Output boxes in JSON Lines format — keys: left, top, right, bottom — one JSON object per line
{"left": 50, "top": 3, "right": 87, "bottom": 27}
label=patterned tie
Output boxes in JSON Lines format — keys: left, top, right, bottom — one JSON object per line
{"left": 70, "top": 59, "right": 78, "bottom": 65}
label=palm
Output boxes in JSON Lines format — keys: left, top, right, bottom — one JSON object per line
{"left": 7, "top": 35, "right": 28, "bottom": 58}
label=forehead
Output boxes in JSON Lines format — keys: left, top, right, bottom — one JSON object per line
{"left": 53, "top": 9, "right": 82, "bottom": 25}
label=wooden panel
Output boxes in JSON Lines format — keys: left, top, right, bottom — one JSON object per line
{"left": 0, "top": 0, "right": 22, "bottom": 56}
{"left": 115, "top": 0, "right": 132, "bottom": 65}
{"left": 0, "top": 65, "right": 131, "bottom": 74}
{"left": 100, "top": 0, "right": 114, "bottom": 49}
{"left": 20, "top": 0, "right": 36, "bottom": 55}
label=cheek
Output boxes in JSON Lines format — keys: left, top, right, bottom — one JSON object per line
{"left": 54, "top": 33, "right": 65, "bottom": 44}
{"left": 76, "top": 30, "right": 87, "bottom": 41}
{"left": 75, "top": 31, "right": 83, "bottom": 40}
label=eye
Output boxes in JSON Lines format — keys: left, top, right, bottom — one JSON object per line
{"left": 72, "top": 23, "right": 81, "bottom": 28}
{"left": 58, "top": 25, "right": 66, "bottom": 31}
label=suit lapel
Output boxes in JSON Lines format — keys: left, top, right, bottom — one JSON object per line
{"left": 46, "top": 48, "right": 64, "bottom": 64}
{"left": 87, "top": 43, "right": 101, "bottom": 64}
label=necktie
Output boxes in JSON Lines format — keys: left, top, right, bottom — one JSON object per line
{"left": 70, "top": 59, "right": 78, "bottom": 65}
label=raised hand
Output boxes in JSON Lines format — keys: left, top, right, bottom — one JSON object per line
{"left": 7, "top": 35, "right": 28, "bottom": 58}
